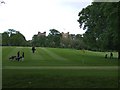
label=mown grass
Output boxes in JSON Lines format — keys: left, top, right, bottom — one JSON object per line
{"left": 2, "top": 47, "right": 118, "bottom": 66}
{"left": 2, "top": 46, "right": 118, "bottom": 88}
{"left": 3, "top": 69, "right": 118, "bottom": 88}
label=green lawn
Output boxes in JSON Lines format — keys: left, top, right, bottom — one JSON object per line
{"left": 2, "top": 47, "right": 118, "bottom": 88}
{"left": 2, "top": 47, "right": 118, "bottom": 66}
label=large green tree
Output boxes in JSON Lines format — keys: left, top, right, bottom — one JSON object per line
{"left": 9, "top": 32, "right": 27, "bottom": 46}
{"left": 78, "top": 2, "right": 119, "bottom": 59}
{"left": 2, "top": 29, "right": 27, "bottom": 46}
{"left": 47, "top": 29, "right": 62, "bottom": 47}
{"left": 2, "top": 32, "right": 9, "bottom": 46}
{"left": 32, "top": 34, "right": 46, "bottom": 47}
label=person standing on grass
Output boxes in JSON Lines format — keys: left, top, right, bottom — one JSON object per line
{"left": 110, "top": 52, "right": 113, "bottom": 59}
{"left": 32, "top": 46, "right": 36, "bottom": 53}
{"left": 22, "top": 52, "right": 24, "bottom": 61}
{"left": 105, "top": 54, "right": 108, "bottom": 58}
{"left": 17, "top": 51, "right": 20, "bottom": 61}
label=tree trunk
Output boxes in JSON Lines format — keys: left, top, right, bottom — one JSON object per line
{"left": 118, "top": 51, "right": 120, "bottom": 59}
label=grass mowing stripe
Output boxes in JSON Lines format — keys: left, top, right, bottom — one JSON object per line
{"left": 2, "top": 47, "right": 24, "bottom": 62}
{"left": 3, "top": 69, "right": 118, "bottom": 88}
{"left": 22, "top": 47, "right": 32, "bottom": 62}
{"left": 31, "top": 48, "right": 45, "bottom": 61}
{"left": 41, "top": 48, "right": 68, "bottom": 60}
{"left": 2, "top": 66, "right": 118, "bottom": 70}
{"left": 3, "top": 47, "right": 118, "bottom": 66}
{"left": 2, "top": 47, "right": 17, "bottom": 59}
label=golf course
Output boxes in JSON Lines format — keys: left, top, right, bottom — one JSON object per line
{"left": 2, "top": 47, "right": 118, "bottom": 88}
{"left": 1, "top": 0, "right": 119, "bottom": 89}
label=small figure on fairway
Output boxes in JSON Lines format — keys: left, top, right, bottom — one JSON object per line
{"left": 16, "top": 51, "right": 22, "bottom": 61}
{"left": 32, "top": 46, "right": 36, "bottom": 53}
{"left": 17, "top": 51, "right": 20, "bottom": 61}
{"left": 110, "top": 52, "right": 113, "bottom": 59}
{"left": 22, "top": 52, "right": 24, "bottom": 61}
{"left": 105, "top": 54, "right": 108, "bottom": 58}
{"left": 9, "top": 56, "right": 16, "bottom": 61}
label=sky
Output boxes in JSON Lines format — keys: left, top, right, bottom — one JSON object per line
{"left": 0, "top": 0, "right": 93, "bottom": 40}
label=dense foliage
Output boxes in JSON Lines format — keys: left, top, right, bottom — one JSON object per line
{"left": 31, "top": 29, "right": 86, "bottom": 49}
{"left": 78, "top": 2, "right": 119, "bottom": 58}
{"left": 2, "top": 29, "right": 27, "bottom": 46}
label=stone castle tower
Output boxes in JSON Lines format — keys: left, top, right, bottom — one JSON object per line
{"left": 37, "top": 31, "right": 46, "bottom": 37}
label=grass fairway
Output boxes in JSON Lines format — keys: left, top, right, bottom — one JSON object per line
{"left": 2, "top": 47, "right": 118, "bottom": 88}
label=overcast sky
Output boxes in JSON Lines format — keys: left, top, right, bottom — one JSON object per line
{"left": 0, "top": 0, "right": 92, "bottom": 40}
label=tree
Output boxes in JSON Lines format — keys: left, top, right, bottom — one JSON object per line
{"left": 60, "top": 35, "right": 71, "bottom": 48}
{"left": 32, "top": 35, "right": 38, "bottom": 46}
{"left": 78, "top": 2, "right": 119, "bottom": 59}
{"left": 47, "top": 29, "right": 61, "bottom": 47}
{"left": 9, "top": 31, "right": 27, "bottom": 46}
{"left": 74, "top": 34, "right": 86, "bottom": 50}
{"left": 7, "top": 29, "right": 17, "bottom": 36}
{"left": 2, "top": 29, "right": 27, "bottom": 46}
{"left": 32, "top": 33, "right": 46, "bottom": 47}
{"left": 2, "top": 32, "right": 9, "bottom": 46}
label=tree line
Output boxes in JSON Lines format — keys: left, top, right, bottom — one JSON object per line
{"left": 1, "top": 29, "right": 86, "bottom": 50}
{"left": 1, "top": 29, "right": 28, "bottom": 46}
{"left": 32, "top": 29, "right": 86, "bottom": 49}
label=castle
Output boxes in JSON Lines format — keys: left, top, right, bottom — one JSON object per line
{"left": 37, "top": 31, "right": 46, "bottom": 36}
{"left": 36, "top": 31, "right": 76, "bottom": 40}
{"left": 61, "top": 32, "right": 69, "bottom": 38}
